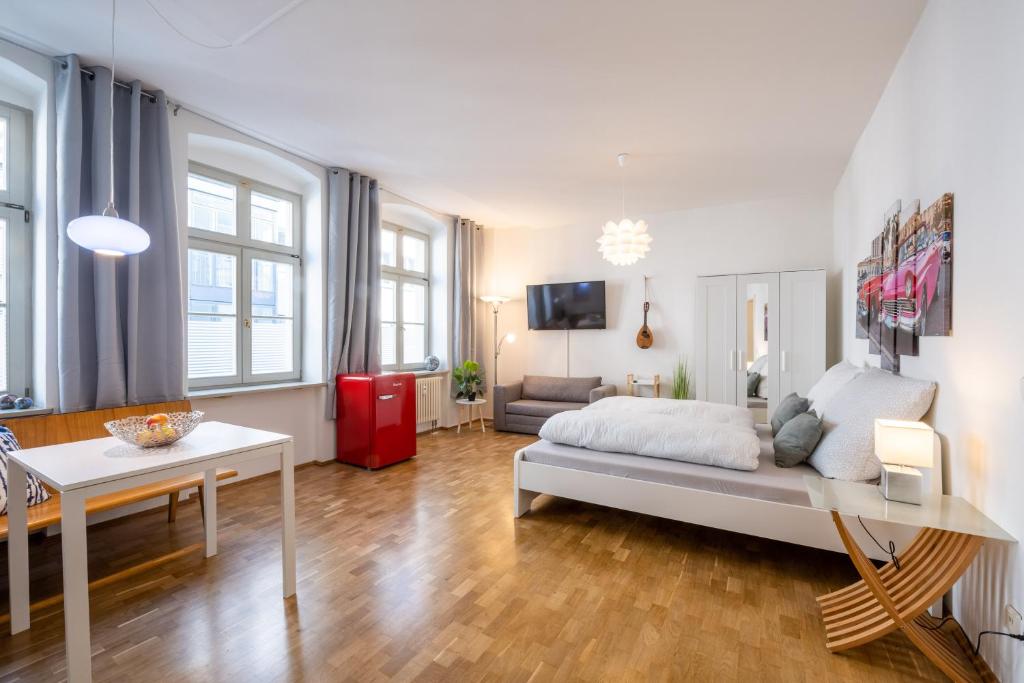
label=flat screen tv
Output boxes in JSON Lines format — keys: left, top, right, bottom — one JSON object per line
{"left": 526, "top": 281, "right": 606, "bottom": 330}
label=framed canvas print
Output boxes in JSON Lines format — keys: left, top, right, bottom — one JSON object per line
{"left": 868, "top": 233, "right": 883, "bottom": 354}
{"left": 916, "top": 193, "right": 954, "bottom": 336}
{"left": 895, "top": 199, "right": 920, "bottom": 356}
{"left": 879, "top": 200, "right": 900, "bottom": 368}
{"left": 855, "top": 259, "right": 869, "bottom": 339}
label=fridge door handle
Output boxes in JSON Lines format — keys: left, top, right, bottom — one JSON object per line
{"left": 378, "top": 394, "right": 395, "bottom": 400}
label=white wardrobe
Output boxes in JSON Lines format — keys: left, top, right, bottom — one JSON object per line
{"left": 695, "top": 269, "right": 826, "bottom": 421}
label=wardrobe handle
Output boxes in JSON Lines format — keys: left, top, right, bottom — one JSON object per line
{"left": 728, "top": 350, "right": 736, "bottom": 372}
{"left": 780, "top": 351, "right": 788, "bottom": 373}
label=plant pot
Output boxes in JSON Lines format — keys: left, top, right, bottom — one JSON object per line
{"left": 466, "top": 392, "right": 477, "bottom": 402}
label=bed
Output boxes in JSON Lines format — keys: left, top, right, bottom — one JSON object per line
{"left": 512, "top": 368, "right": 942, "bottom": 562}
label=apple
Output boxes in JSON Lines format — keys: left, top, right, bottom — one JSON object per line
{"left": 146, "top": 413, "right": 169, "bottom": 429}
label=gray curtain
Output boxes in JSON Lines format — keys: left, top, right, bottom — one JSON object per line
{"left": 55, "top": 55, "right": 184, "bottom": 412}
{"left": 326, "top": 168, "right": 381, "bottom": 417}
{"left": 451, "top": 217, "right": 482, "bottom": 395}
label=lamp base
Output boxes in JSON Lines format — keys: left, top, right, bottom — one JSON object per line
{"left": 878, "top": 464, "right": 923, "bottom": 505}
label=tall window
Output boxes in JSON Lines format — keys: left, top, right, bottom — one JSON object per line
{"left": 186, "top": 162, "right": 301, "bottom": 388}
{"left": 0, "top": 102, "right": 31, "bottom": 397}
{"left": 381, "top": 223, "right": 429, "bottom": 370}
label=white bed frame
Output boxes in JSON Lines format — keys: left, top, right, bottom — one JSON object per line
{"left": 512, "top": 435, "right": 943, "bottom": 563}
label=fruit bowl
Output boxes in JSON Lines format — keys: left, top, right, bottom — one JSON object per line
{"left": 104, "top": 411, "right": 204, "bottom": 448}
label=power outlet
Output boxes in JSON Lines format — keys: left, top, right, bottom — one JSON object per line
{"left": 1006, "top": 605, "right": 1023, "bottom": 635}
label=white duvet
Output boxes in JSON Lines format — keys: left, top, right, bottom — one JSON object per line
{"left": 583, "top": 396, "right": 754, "bottom": 429}
{"left": 539, "top": 398, "right": 760, "bottom": 471}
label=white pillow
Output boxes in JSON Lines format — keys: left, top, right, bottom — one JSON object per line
{"left": 807, "top": 369, "right": 936, "bottom": 481}
{"left": 806, "top": 360, "right": 864, "bottom": 418}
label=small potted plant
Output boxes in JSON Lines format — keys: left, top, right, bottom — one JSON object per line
{"left": 672, "top": 357, "right": 693, "bottom": 400}
{"left": 453, "top": 360, "right": 483, "bottom": 401}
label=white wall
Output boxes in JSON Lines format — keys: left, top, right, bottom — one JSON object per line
{"left": 832, "top": 2, "right": 1023, "bottom": 678}
{"left": 481, "top": 194, "right": 833, "bottom": 413}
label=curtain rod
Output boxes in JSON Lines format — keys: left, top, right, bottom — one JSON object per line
{"left": 51, "top": 56, "right": 451, "bottom": 219}
{"left": 56, "top": 58, "right": 158, "bottom": 103}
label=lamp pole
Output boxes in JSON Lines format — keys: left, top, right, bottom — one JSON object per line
{"left": 492, "top": 302, "right": 501, "bottom": 386}
{"left": 480, "top": 295, "right": 512, "bottom": 388}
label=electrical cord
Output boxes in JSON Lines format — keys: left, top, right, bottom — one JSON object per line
{"left": 857, "top": 515, "right": 900, "bottom": 569}
{"left": 918, "top": 615, "right": 1024, "bottom": 655}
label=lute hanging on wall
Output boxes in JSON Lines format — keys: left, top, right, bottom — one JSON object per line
{"left": 636, "top": 275, "right": 653, "bottom": 349}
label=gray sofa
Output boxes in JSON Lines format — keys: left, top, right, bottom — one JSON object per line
{"left": 493, "top": 375, "right": 616, "bottom": 434}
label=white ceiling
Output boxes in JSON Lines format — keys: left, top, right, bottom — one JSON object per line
{"left": 2, "top": 0, "right": 925, "bottom": 228}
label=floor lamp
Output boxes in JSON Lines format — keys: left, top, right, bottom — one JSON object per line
{"left": 480, "top": 295, "right": 515, "bottom": 386}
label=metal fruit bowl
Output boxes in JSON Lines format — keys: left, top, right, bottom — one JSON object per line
{"left": 104, "top": 411, "right": 204, "bottom": 448}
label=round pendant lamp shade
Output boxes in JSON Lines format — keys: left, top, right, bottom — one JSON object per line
{"left": 598, "top": 153, "right": 652, "bottom": 266}
{"left": 69, "top": 0, "right": 151, "bottom": 258}
{"left": 67, "top": 212, "right": 151, "bottom": 256}
{"left": 597, "top": 218, "right": 652, "bottom": 266}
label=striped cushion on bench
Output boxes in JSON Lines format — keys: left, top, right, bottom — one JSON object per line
{"left": 0, "top": 423, "right": 52, "bottom": 516}
{"left": 0, "top": 426, "right": 52, "bottom": 515}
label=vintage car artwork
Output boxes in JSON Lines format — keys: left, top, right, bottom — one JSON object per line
{"left": 854, "top": 192, "right": 953, "bottom": 371}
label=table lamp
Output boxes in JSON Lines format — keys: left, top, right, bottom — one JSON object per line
{"left": 875, "top": 419, "right": 934, "bottom": 505}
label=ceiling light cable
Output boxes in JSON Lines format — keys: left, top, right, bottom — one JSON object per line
{"left": 108, "top": 0, "right": 117, "bottom": 210}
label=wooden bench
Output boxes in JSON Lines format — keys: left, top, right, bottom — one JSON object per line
{"left": 1, "top": 400, "right": 237, "bottom": 623}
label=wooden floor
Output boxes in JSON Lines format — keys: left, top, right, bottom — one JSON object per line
{"left": 0, "top": 428, "right": 946, "bottom": 682}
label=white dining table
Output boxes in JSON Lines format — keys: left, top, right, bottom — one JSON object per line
{"left": 5, "top": 421, "right": 297, "bottom": 683}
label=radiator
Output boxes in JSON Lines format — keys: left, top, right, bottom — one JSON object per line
{"left": 415, "top": 375, "right": 445, "bottom": 428}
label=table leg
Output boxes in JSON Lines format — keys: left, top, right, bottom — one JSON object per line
{"left": 6, "top": 461, "right": 30, "bottom": 634}
{"left": 480, "top": 405, "right": 486, "bottom": 433}
{"left": 203, "top": 469, "right": 217, "bottom": 557}
{"left": 280, "top": 441, "right": 297, "bottom": 598}
{"left": 60, "top": 490, "right": 92, "bottom": 683}
{"left": 457, "top": 405, "right": 463, "bottom": 434}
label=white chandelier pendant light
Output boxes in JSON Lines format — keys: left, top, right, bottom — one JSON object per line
{"left": 597, "top": 153, "right": 651, "bottom": 266}
{"left": 66, "top": 0, "right": 151, "bottom": 257}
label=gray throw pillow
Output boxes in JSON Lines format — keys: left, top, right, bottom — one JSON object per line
{"left": 774, "top": 411, "right": 823, "bottom": 467}
{"left": 771, "top": 392, "right": 810, "bottom": 434}
{"left": 746, "top": 371, "right": 760, "bottom": 397}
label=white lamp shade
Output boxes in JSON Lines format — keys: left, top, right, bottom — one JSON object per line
{"left": 480, "top": 295, "right": 511, "bottom": 305}
{"left": 597, "top": 218, "right": 652, "bottom": 266}
{"left": 506, "top": 332, "right": 516, "bottom": 344}
{"left": 67, "top": 214, "right": 151, "bottom": 256}
{"left": 874, "top": 419, "right": 934, "bottom": 469}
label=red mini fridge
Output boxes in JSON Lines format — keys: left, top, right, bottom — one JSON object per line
{"left": 336, "top": 373, "right": 417, "bottom": 469}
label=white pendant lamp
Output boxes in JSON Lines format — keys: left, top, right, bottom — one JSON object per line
{"left": 597, "top": 153, "right": 651, "bottom": 266}
{"left": 66, "top": 0, "right": 150, "bottom": 257}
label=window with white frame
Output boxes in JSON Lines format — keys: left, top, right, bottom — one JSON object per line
{"left": 186, "top": 162, "right": 301, "bottom": 388}
{"left": 0, "top": 101, "right": 32, "bottom": 398}
{"left": 380, "top": 223, "right": 429, "bottom": 370}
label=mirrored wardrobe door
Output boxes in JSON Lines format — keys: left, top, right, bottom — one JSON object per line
{"left": 736, "top": 272, "right": 779, "bottom": 423}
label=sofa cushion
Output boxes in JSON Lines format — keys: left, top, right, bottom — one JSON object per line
{"left": 522, "top": 375, "right": 601, "bottom": 403}
{"left": 507, "top": 399, "right": 587, "bottom": 418}
{"left": 0, "top": 426, "right": 52, "bottom": 516}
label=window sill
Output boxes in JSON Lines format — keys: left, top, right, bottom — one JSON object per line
{"left": 0, "top": 406, "right": 55, "bottom": 419}
{"left": 383, "top": 369, "right": 449, "bottom": 377}
{"left": 187, "top": 380, "right": 327, "bottom": 400}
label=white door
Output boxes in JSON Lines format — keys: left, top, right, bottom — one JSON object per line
{"left": 695, "top": 275, "right": 737, "bottom": 405}
{"left": 779, "top": 270, "right": 826, "bottom": 398}
{"left": 736, "top": 272, "right": 779, "bottom": 419}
